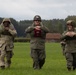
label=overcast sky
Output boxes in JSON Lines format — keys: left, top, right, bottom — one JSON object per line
{"left": 0, "top": 0, "right": 76, "bottom": 21}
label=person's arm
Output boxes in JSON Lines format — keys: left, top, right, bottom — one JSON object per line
{"left": 0, "top": 25, "right": 4, "bottom": 33}
{"left": 8, "top": 24, "right": 17, "bottom": 37}
{"left": 25, "top": 26, "right": 34, "bottom": 33}
{"left": 60, "top": 31, "right": 67, "bottom": 40}
{"left": 41, "top": 26, "right": 50, "bottom": 33}
{"left": 60, "top": 41, "right": 66, "bottom": 55}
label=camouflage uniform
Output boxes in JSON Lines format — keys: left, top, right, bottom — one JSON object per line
{"left": 25, "top": 15, "right": 49, "bottom": 69}
{"left": 0, "top": 18, "right": 17, "bottom": 69}
{"left": 60, "top": 40, "right": 66, "bottom": 55}
{"left": 61, "top": 20, "right": 76, "bottom": 71}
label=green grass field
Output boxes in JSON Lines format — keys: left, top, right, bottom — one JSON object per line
{"left": 0, "top": 43, "right": 76, "bottom": 75}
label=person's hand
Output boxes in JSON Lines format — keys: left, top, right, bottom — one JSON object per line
{"left": 65, "top": 31, "right": 76, "bottom": 37}
{"left": 34, "top": 26, "right": 41, "bottom": 30}
{"left": 70, "top": 32, "right": 76, "bottom": 36}
{"left": 4, "top": 27, "right": 9, "bottom": 31}
{"left": 65, "top": 32, "right": 70, "bottom": 36}
{"left": 60, "top": 41, "right": 66, "bottom": 45}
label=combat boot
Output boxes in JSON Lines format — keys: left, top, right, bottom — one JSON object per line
{"left": 5, "top": 60, "right": 11, "bottom": 68}
{"left": 33, "top": 64, "right": 40, "bottom": 70}
{"left": 73, "top": 67, "right": 76, "bottom": 71}
{"left": 67, "top": 67, "right": 71, "bottom": 71}
{"left": 33, "top": 61, "right": 40, "bottom": 70}
{"left": 5, "top": 63, "right": 10, "bottom": 68}
{"left": 0, "top": 66, "right": 5, "bottom": 69}
{"left": 0, "top": 62, "right": 5, "bottom": 69}
{"left": 33, "top": 63, "right": 40, "bottom": 70}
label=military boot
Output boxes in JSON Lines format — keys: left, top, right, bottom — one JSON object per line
{"left": 5, "top": 60, "right": 11, "bottom": 68}
{"left": 0, "top": 62, "right": 5, "bottom": 69}
{"left": 73, "top": 67, "right": 76, "bottom": 71}
{"left": 5, "top": 63, "right": 10, "bottom": 68}
{"left": 67, "top": 67, "right": 71, "bottom": 71}
{"left": 0, "top": 65, "right": 5, "bottom": 69}
{"left": 33, "top": 62, "right": 40, "bottom": 70}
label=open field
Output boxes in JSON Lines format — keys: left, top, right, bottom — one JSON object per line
{"left": 0, "top": 43, "right": 76, "bottom": 75}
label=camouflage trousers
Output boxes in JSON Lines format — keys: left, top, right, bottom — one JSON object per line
{"left": 31, "top": 49, "right": 46, "bottom": 69}
{"left": 0, "top": 49, "right": 13, "bottom": 68}
{"left": 65, "top": 52, "right": 76, "bottom": 69}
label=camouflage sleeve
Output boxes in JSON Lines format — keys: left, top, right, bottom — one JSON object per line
{"left": 8, "top": 24, "right": 17, "bottom": 37}
{"left": 41, "top": 26, "right": 50, "bottom": 33}
{"left": 60, "top": 31, "right": 68, "bottom": 41}
{"left": 61, "top": 44, "right": 65, "bottom": 55}
{"left": 60, "top": 40, "right": 66, "bottom": 46}
{"left": 0, "top": 25, "right": 3, "bottom": 33}
{"left": 25, "top": 26, "right": 34, "bottom": 33}
{"left": 60, "top": 40, "right": 66, "bottom": 55}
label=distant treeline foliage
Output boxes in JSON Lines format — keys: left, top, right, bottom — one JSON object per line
{"left": 0, "top": 15, "right": 76, "bottom": 37}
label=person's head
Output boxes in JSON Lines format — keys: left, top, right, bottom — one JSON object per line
{"left": 66, "top": 20, "right": 75, "bottom": 31}
{"left": 33, "top": 15, "right": 41, "bottom": 26}
{"left": 2, "top": 18, "right": 11, "bottom": 27}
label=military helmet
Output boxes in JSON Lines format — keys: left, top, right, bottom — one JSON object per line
{"left": 33, "top": 15, "right": 41, "bottom": 21}
{"left": 2, "top": 18, "right": 11, "bottom": 24}
{"left": 66, "top": 20, "right": 76, "bottom": 27}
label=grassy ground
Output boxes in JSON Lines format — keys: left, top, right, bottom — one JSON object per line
{"left": 0, "top": 42, "right": 76, "bottom": 75}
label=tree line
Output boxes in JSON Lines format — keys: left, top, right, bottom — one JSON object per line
{"left": 0, "top": 15, "right": 76, "bottom": 37}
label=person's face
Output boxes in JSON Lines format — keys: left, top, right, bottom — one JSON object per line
{"left": 3, "top": 21, "right": 10, "bottom": 27}
{"left": 67, "top": 24, "right": 73, "bottom": 31}
{"left": 34, "top": 20, "right": 41, "bottom": 26}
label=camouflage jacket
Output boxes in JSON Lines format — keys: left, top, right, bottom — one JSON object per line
{"left": 61, "top": 30, "right": 76, "bottom": 53}
{"left": 0, "top": 18, "right": 17, "bottom": 51}
{"left": 25, "top": 23, "right": 49, "bottom": 49}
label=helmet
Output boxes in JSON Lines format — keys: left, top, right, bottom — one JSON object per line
{"left": 2, "top": 18, "right": 11, "bottom": 24}
{"left": 33, "top": 15, "right": 41, "bottom": 21}
{"left": 66, "top": 20, "right": 76, "bottom": 27}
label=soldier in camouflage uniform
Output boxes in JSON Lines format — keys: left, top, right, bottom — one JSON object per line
{"left": 61, "top": 20, "right": 76, "bottom": 71}
{"left": 0, "top": 18, "right": 17, "bottom": 69}
{"left": 25, "top": 15, "right": 49, "bottom": 70}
